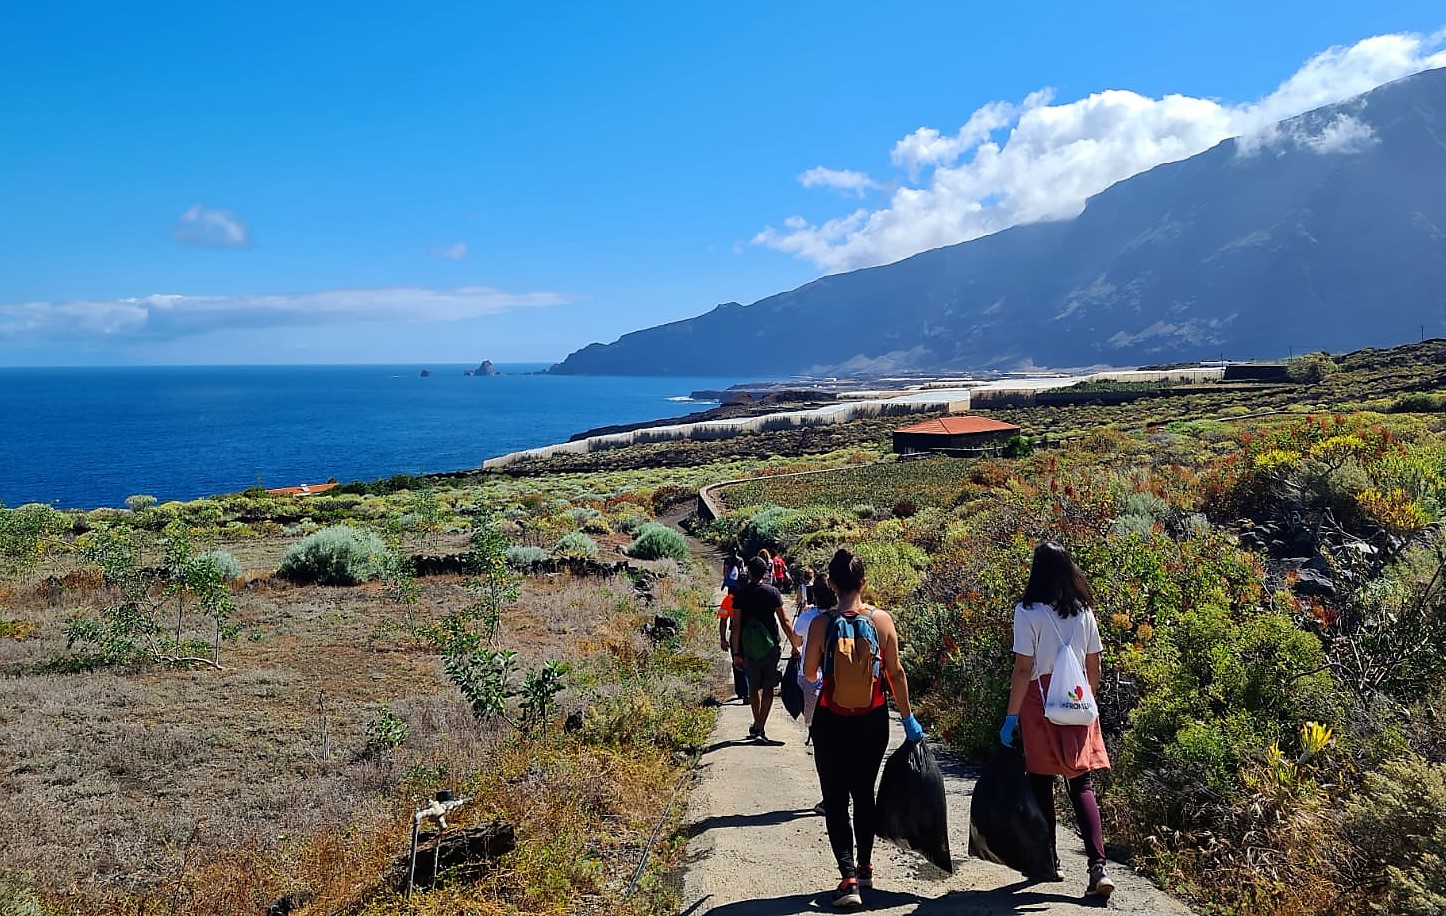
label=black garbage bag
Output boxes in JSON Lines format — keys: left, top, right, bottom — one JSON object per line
{"left": 732, "top": 665, "right": 749, "bottom": 699}
{"left": 968, "top": 744, "right": 1057, "bottom": 881}
{"left": 780, "top": 655, "right": 804, "bottom": 718}
{"left": 875, "top": 739, "right": 953, "bottom": 873}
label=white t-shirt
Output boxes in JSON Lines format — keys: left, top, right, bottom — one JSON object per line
{"left": 1012, "top": 602, "right": 1102, "bottom": 680}
{"left": 793, "top": 605, "right": 823, "bottom": 685}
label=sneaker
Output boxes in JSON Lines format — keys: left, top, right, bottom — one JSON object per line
{"left": 813, "top": 800, "right": 827, "bottom": 816}
{"left": 831, "top": 878, "right": 862, "bottom": 908}
{"left": 1087, "top": 865, "right": 1116, "bottom": 898}
{"left": 747, "top": 724, "right": 761, "bottom": 741}
{"left": 856, "top": 865, "right": 873, "bottom": 889}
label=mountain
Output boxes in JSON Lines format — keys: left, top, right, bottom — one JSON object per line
{"left": 551, "top": 69, "right": 1446, "bottom": 376}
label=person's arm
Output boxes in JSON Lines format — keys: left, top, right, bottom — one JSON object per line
{"left": 804, "top": 615, "right": 828, "bottom": 682}
{"left": 774, "top": 597, "right": 801, "bottom": 651}
{"left": 874, "top": 611, "right": 912, "bottom": 720}
{"left": 1007, "top": 653, "right": 1033, "bottom": 715}
{"left": 1085, "top": 652, "right": 1101, "bottom": 695}
{"left": 718, "top": 614, "right": 729, "bottom": 652}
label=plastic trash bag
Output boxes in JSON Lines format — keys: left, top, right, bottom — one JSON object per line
{"left": 968, "top": 744, "right": 1057, "bottom": 881}
{"left": 875, "top": 739, "right": 953, "bottom": 873}
{"left": 781, "top": 655, "right": 804, "bottom": 718}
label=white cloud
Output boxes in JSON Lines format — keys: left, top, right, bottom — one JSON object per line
{"left": 173, "top": 203, "right": 249, "bottom": 248}
{"left": 436, "top": 242, "right": 469, "bottom": 260}
{"left": 0, "top": 286, "right": 572, "bottom": 343}
{"left": 798, "top": 167, "right": 879, "bottom": 196}
{"left": 756, "top": 30, "right": 1446, "bottom": 272}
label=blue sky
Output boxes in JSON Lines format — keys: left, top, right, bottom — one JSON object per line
{"left": 2, "top": 1, "right": 1443, "bottom": 365}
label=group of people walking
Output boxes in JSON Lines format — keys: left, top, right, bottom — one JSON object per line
{"left": 719, "top": 542, "right": 1115, "bottom": 908}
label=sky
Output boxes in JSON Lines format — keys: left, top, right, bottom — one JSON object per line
{"left": 2, "top": 1, "right": 1444, "bottom": 366}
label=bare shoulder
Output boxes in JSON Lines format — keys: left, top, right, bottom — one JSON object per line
{"left": 868, "top": 607, "right": 897, "bottom": 635}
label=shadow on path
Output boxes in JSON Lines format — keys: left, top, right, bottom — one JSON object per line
{"left": 680, "top": 881, "right": 1107, "bottom": 915}
{"left": 689, "top": 807, "right": 817, "bottom": 839}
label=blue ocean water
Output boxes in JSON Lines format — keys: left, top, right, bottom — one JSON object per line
{"left": 0, "top": 365, "right": 747, "bottom": 510}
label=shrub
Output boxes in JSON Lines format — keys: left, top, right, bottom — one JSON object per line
{"left": 505, "top": 545, "right": 548, "bottom": 568}
{"left": 1287, "top": 352, "right": 1340, "bottom": 384}
{"left": 277, "top": 525, "right": 391, "bottom": 585}
{"left": 195, "top": 548, "right": 242, "bottom": 581}
{"left": 1001, "top": 434, "right": 1034, "bottom": 458}
{"left": 1392, "top": 391, "right": 1446, "bottom": 413}
{"left": 553, "top": 531, "right": 598, "bottom": 559}
{"left": 1345, "top": 755, "right": 1446, "bottom": 915}
{"left": 626, "top": 523, "right": 689, "bottom": 562}
{"left": 850, "top": 503, "right": 876, "bottom": 520}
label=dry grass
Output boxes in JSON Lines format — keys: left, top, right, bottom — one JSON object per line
{"left": 0, "top": 553, "right": 708, "bottom": 915}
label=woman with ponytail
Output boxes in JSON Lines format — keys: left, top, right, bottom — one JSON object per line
{"left": 803, "top": 548, "right": 923, "bottom": 908}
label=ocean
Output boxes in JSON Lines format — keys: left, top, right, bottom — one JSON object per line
{"left": 0, "top": 365, "right": 747, "bottom": 510}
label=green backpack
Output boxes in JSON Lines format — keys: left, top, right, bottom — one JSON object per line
{"left": 740, "top": 614, "right": 779, "bottom": 659}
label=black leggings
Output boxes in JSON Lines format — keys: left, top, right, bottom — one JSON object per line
{"left": 810, "top": 705, "right": 889, "bottom": 878}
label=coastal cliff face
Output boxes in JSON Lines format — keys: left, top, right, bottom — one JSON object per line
{"left": 551, "top": 68, "right": 1446, "bottom": 376}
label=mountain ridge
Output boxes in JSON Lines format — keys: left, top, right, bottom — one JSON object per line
{"left": 552, "top": 68, "right": 1446, "bottom": 376}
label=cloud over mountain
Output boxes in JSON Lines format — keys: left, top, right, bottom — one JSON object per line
{"left": 757, "top": 30, "right": 1446, "bottom": 272}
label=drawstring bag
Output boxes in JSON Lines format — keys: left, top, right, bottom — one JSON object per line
{"left": 1041, "top": 609, "right": 1098, "bottom": 726}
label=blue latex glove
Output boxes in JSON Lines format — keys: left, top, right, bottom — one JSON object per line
{"left": 999, "top": 714, "right": 1020, "bottom": 747}
{"left": 902, "top": 714, "right": 925, "bottom": 743}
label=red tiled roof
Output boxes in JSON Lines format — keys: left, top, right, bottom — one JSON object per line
{"left": 266, "top": 482, "right": 339, "bottom": 497}
{"left": 893, "top": 416, "right": 1021, "bottom": 436}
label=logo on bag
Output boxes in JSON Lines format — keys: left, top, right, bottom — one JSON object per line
{"left": 1069, "top": 685, "right": 1084, "bottom": 702}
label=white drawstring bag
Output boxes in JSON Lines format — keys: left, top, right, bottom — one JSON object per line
{"left": 1039, "top": 609, "right": 1098, "bottom": 726}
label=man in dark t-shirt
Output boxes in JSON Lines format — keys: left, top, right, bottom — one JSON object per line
{"left": 731, "top": 556, "right": 801, "bottom": 742}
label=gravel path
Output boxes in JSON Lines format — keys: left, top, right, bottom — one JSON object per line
{"left": 677, "top": 683, "right": 1193, "bottom": 915}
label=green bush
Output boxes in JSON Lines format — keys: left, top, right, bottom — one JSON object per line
{"left": 1392, "top": 391, "right": 1446, "bottom": 413}
{"left": 553, "top": 531, "right": 598, "bottom": 559}
{"left": 850, "top": 503, "right": 876, "bottom": 520}
{"left": 277, "top": 525, "right": 391, "bottom": 585}
{"left": 1287, "top": 352, "right": 1340, "bottom": 383}
{"left": 505, "top": 545, "right": 548, "bottom": 568}
{"left": 195, "top": 548, "right": 242, "bottom": 581}
{"left": 626, "top": 523, "right": 689, "bottom": 561}
{"left": 1346, "top": 755, "right": 1446, "bottom": 915}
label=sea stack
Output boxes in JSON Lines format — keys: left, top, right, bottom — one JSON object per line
{"left": 465, "top": 360, "right": 498, "bottom": 377}
{"left": 420, "top": 369, "right": 433, "bottom": 377}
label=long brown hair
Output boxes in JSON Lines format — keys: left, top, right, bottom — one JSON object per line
{"left": 1019, "top": 542, "right": 1094, "bottom": 618}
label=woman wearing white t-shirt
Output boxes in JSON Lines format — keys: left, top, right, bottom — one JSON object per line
{"left": 1000, "top": 542, "right": 1115, "bottom": 899}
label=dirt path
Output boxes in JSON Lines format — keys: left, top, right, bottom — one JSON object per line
{"left": 660, "top": 502, "right": 1191, "bottom": 914}
{"left": 677, "top": 694, "right": 1192, "bottom": 915}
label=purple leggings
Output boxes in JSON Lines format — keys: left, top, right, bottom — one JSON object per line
{"left": 1028, "top": 772, "right": 1106, "bottom": 868}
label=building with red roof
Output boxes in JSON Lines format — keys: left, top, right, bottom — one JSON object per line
{"left": 892, "top": 415, "right": 1022, "bottom": 455}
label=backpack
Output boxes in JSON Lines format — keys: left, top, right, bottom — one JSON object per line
{"left": 739, "top": 596, "right": 780, "bottom": 659}
{"left": 822, "top": 609, "right": 882, "bottom": 714}
{"left": 1039, "top": 609, "right": 1098, "bottom": 726}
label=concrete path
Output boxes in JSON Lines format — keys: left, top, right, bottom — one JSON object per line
{"left": 678, "top": 687, "right": 1193, "bottom": 915}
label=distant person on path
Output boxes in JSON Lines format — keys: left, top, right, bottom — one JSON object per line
{"left": 722, "top": 551, "right": 743, "bottom": 594}
{"left": 732, "top": 556, "right": 801, "bottom": 742}
{"left": 793, "top": 575, "right": 832, "bottom": 731}
{"left": 804, "top": 549, "right": 924, "bottom": 908}
{"left": 796, "top": 567, "right": 815, "bottom": 613}
{"left": 1000, "top": 542, "right": 1115, "bottom": 899}
{"left": 772, "top": 551, "right": 790, "bottom": 590}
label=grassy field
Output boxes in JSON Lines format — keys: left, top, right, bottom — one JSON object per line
{"left": 716, "top": 456, "right": 975, "bottom": 513}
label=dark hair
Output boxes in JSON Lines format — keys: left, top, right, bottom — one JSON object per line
{"left": 827, "top": 548, "right": 866, "bottom": 593}
{"left": 1020, "top": 542, "right": 1095, "bottom": 617}
{"left": 745, "top": 556, "right": 770, "bottom": 580}
{"left": 757, "top": 548, "right": 771, "bottom": 562}
{"left": 813, "top": 580, "right": 838, "bottom": 610}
